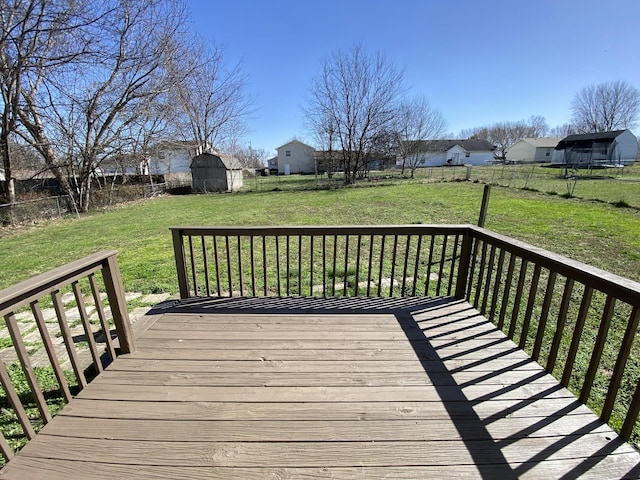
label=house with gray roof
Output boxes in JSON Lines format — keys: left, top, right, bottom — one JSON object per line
{"left": 401, "top": 139, "right": 495, "bottom": 167}
{"left": 551, "top": 130, "right": 638, "bottom": 167}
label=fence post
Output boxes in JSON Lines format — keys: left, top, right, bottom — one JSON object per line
{"left": 478, "top": 184, "right": 491, "bottom": 227}
{"left": 172, "top": 228, "right": 190, "bottom": 299}
{"left": 102, "top": 254, "right": 135, "bottom": 354}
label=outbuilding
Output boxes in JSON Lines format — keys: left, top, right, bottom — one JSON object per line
{"left": 190, "top": 152, "right": 243, "bottom": 193}
{"left": 506, "top": 137, "right": 562, "bottom": 163}
{"left": 551, "top": 130, "right": 638, "bottom": 167}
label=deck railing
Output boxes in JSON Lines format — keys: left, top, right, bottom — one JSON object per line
{"left": 0, "top": 251, "right": 134, "bottom": 461}
{"left": 172, "top": 224, "right": 640, "bottom": 444}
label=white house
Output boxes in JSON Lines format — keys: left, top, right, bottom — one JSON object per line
{"left": 506, "top": 137, "right": 562, "bottom": 163}
{"left": 551, "top": 130, "right": 638, "bottom": 167}
{"left": 403, "top": 139, "right": 495, "bottom": 167}
{"left": 275, "top": 140, "right": 315, "bottom": 174}
{"left": 148, "top": 141, "right": 211, "bottom": 186}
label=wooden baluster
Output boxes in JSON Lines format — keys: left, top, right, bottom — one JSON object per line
{"left": 88, "top": 274, "right": 116, "bottom": 363}
{"left": 389, "top": 235, "right": 398, "bottom": 297}
{"left": 378, "top": 235, "right": 386, "bottom": 297}
{"left": 507, "top": 259, "right": 528, "bottom": 339}
{"left": 412, "top": 235, "right": 423, "bottom": 296}
{"left": 188, "top": 236, "right": 197, "bottom": 295}
{"left": 497, "top": 254, "right": 516, "bottom": 330}
{"left": 354, "top": 235, "right": 362, "bottom": 296}
{"left": 201, "top": 236, "right": 211, "bottom": 296}
{"left": 250, "top": 236, "right": 256, "bottom": 297}
{"left": 367, "top": 234, "right": 375, "bottom": 297}
{"left": 401, "top": 235, "right": 411, "bottom": 296}
{"left": 72, "top": 281, "right": 103, "bottom": 373}
{"left": 488, "top": 249, "right": 506, "bottom": 323}
{"left": 561, "top": 286, "right": 593, "bottom": 386}
{"left": 480, "top": 244, "right": 497, "bottom": 314}
{"left": 0, "top": 358, "right": 36, "bottom": 440}
{"left": 225, "top": 236, "right": 233, "bottom": 297}
{"left": 436, "top": 235, "right": 449, "bottom": 297}
{"left": 276, "top": 236, "right": 282, "bottom": 296}
{"left": 237, "top": 236, "right": 244, "bottom": 297}
{"left": 263, "top": 236, "right": 268, "bottom": 296}
{"left": 602, "top": 306, "right": 640, "bottom": 422}
{"left": 532, "top": 272, "right": 557, "bottom": 361}
{"left": 424, "top": 236, "right": 435, "bottom": 296}
{"left": 213, "top": 236, "right": 222, "bottom": 297}
{"left": 472, "top": 241, "right": 488, "bottom": 308}
{"left": 580, "top": 295, "right": 615, "bottom": 403}
{"left": 519, "top": 264, "right": 541, "bottom": 350}
{"left": 31, "top": 300, "right": 73, "bottom": 403}
{"left": 447, "top": 234, "right": 460, "bottom": 297}
{"left": 546, "top": 278, "right": 574, "bottom": 373}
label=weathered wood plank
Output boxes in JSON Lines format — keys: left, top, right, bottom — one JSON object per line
{"left": 75, "top": 383, "right": 576, "bottom": 403}
{"left": 38, "top": 417, "right": 616, "bottom": 443}
{"left": 58, "top": 398, "right": 595, "bottom": 422}
{"left": 14, "top": 436, "right": 638, "bottom": 468}
{"left": 108, "top": 358, "right": 543, "bottom": 374}
{"left": 91, "top": 369, "right": 560, "bottom": 388}
{"left": 7, "top": 458, "right": 638, "bottom": 480}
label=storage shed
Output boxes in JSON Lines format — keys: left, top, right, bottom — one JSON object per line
{"left": 190, "top": 153, "right": 243, "bottom": 192}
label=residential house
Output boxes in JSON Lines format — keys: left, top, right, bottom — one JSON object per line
{"left": 148, "top": 141, "right": 211, "bottom": 186}
{"left": 275, "top": 140, "right": 315, "bottom": 174}
{"left": 401, "top": 139, "right": 495, "bottom": 167}
{"left": 551, "top": 130, "right": 638, "bottom": 167}
{"left": 190, "top": 152, "right": 243, "bottom": 193}
{"left": 506, "top": 137, "right": 562, "bottom": 163}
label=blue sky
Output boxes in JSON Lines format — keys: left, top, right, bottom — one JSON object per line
{"left": 188, "top": 0, "right": 640, "bottom": 155}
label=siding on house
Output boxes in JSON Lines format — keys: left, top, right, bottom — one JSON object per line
{"left": 276, "top": 140, "right": 315, "bottom": 174}
{"left": 506, "top": 137, "right": 562, "bottom": 163}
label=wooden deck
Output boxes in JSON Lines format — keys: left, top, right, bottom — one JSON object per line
{"left": 2, "top": 296, "right": 640, "bottom": 479}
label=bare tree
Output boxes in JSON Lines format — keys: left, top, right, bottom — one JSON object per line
{"left": 394, "top": 95, "right": 447, "bottom": 177}
{"left": 460, "top": 116, "right": 549, "bottom": 160}
{"left": 0, "top": 0, "right": 88, "bottom": 205}
{"left": 305, "top": 44, "right": 404, "bottom": 184}
{"left": 10, "top": 0, "right": 191, "bottom": 212}
{"left": 549, "top": 123, "right": 577, "bottom": 137}
{"left": 170, "top": 38, "right": 253, "bottom": 151}
{"left": 571, "top": 80, "right": 640, "bottom": 133}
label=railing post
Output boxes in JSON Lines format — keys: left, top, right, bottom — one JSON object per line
{"left": 102, "top": 254, "right": 136, "bottom": 354}
{"left": 172, "top": 228, "right": 190, "bottom": 299}
{"left": 454, "top": 229, "right": 474, "bottom": 300}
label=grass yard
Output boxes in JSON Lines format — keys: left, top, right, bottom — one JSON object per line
{"left": 1, "top": 179, "right": 639, "bottom": 293}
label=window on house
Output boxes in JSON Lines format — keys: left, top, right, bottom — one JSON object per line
{"left": 465, "top": 152, "right": 470, "bottom": 157}
{"left": 546, "top": 151, "right": 550, "bottom": 157}
{"left": 285, "top": 150, "right": 291, "bottom": 157}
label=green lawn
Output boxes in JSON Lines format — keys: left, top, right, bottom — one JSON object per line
{"left": 1, "top": 178, "right": 639, "bottom": 294}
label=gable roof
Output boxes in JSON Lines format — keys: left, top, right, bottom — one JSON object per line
{"left": 519, "top": 137, "right": 563, "bottom": 148}
{"left": 190, "top": 152, "right": 242, "bottom": 170}
{"left": 555, "top": 130, "right": 632, "bottom": 150}
{"left": 276, "top": 139, "right": 314, "bottom": 151}
{"left": 414, "top": 139, "right": 494, "bottom": 152}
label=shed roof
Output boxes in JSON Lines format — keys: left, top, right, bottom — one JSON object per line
{"left": 519, "top": 137, "right": 563, "bottom": 148}
{"left": 190, "top": 152, "right": 242, "bottom": 170}
{"left": 555, "top": 130, "right": 632, "bottom": 150}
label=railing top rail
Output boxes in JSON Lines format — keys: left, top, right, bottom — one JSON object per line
{"left": 469, "top": 226, "right": 640, "bottom": 304}
{"left": 0, "top": 250, "right": 118, "bottom": 317}
{"left": 170, "top": 224, "right": 474, "bottom": 237}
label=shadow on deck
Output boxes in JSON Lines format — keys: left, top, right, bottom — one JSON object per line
{"left": 3, "top": 296, "right": 639, "bottom": 479}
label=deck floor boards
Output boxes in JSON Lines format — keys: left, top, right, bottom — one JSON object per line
{"left": 2, "top": 296, "right": 640, "bottom": 479}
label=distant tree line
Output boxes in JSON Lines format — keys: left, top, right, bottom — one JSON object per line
{"left": 304, "top": 44, "right": 640, "bottom": 182}
{"left": 1, "top": 0, "right": 253, "bottom": 212}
